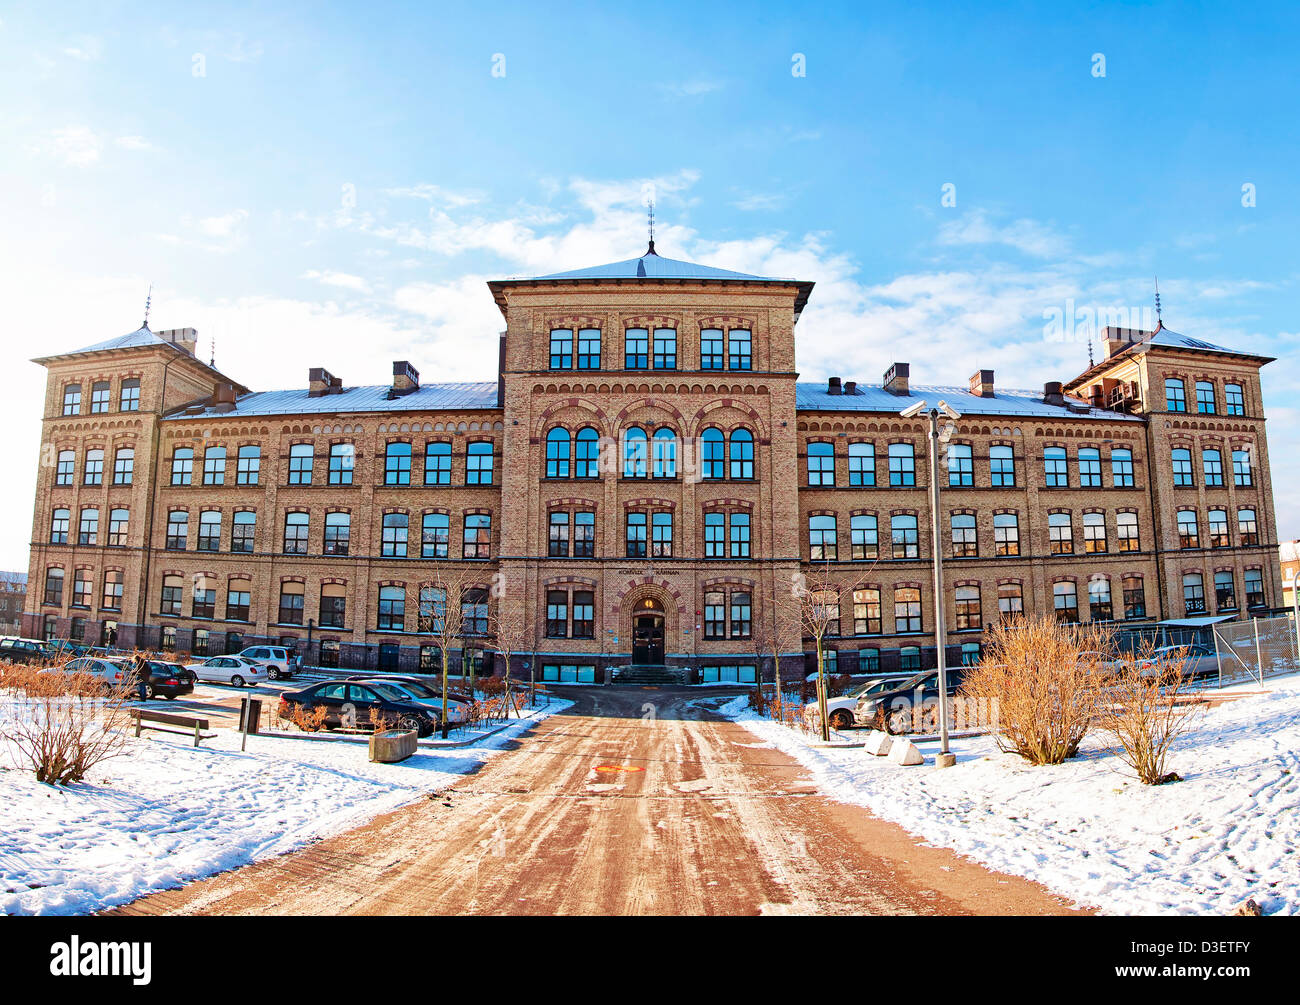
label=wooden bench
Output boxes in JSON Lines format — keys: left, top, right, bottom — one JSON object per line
{"left": 130, "top": 709, "right": 216, "bottom": 748}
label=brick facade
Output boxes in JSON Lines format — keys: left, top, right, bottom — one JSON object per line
{"left": 20, "top": 254, "right": 1284, "bottom": 682}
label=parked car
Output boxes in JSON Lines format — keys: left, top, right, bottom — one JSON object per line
{"left": 45, "top": 640, "right": 94, "bottom": 659}
{"left": 343, "top": 673, "right": 472, "bottom": 704}
{"left": 186, "top": 655, "right": 269, "bottom": 687}
{"left": 805, "top": 675, "right": 913, "bottom": 730}
{"left": 234, "top": 645, "right": 295, "bottom": 680}
{"left": 141, "top": 660, "right": 196, "bottom": 699}
{"left": 0, "top": 636, "right": 55, "bottom": 665}
{"left": 50, "top": 656, "right": 130, "bottom": 687}
{"left": 1137, "top": 644, "right": 1220, "bottom": 681}
{"left": 350, "top": 678, "right": 470, "bottom": 723}
{"left": 278, "top": 680, "right": 446, "bottom": 737}
{"left": 855, "top": 668, "right": 970, "bottom": 734}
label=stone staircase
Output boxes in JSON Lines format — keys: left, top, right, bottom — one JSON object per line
{"left": 610, "top": 664, "right": 689, "bottom": 686}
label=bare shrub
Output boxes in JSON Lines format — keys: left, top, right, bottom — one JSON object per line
{"left": 959, "top": 616, "right": 1112, "bottom": 765}
{"left": 0, "top": 674, "right": 132, "bottom": 786}
{"left": 1099, "top": 647, "right": 1206, "bottom": 784}
{"left": 367, "top": 705, "right": 396, "bottom": 733}
{"left": 278, "top": 700, "right": 328, "bottom": 733}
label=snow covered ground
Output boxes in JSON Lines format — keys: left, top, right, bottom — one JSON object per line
{"left": 722, "top": 677, "right": 1300, "bottom": 916}
{"left": 0, "top": 699, "right": 570, "bottom": 916}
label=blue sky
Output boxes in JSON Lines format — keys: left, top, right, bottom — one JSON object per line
{"left": 1, "top": 1, "right": 1298, "bottom": 570}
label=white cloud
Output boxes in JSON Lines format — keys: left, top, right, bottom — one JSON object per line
{"left": 156, "top": 209, "right": 250, "bottom": 254}
{"left": 62, "top": 35, "right": 102, "bottom": 61}
{"left": 301, "top": 269, "right": 372, "bottom": 293}
{"left": 938, "top": 209, "right": 1070, "bottom": 258}
{"left": 113, "top": 135, "right": 156, "bottom": 152}
{"left": 48, "top": 125, "right": 102, "bottom": 167}
{"left": 658, "top": 79, "right": 724, "bottom": 98}
{"left": 732, "top": 192, "right": 787, "bottom": 212}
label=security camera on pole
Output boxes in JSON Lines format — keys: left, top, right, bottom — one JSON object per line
{"left": 899, "top": 397, "right": 960, "bottom": 768}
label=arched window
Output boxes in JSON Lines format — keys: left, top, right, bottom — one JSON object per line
{"left": 701, "top": 427, "right": 724, "bottom": 479}
{"left": 623, "top": 427, "right": 648, "bottom": 478}
{"left": 729, "top": 428, "right": 754, "bottom": 479}
{"left": 652, "top": 428, "right": 677, "bottom": 479}
{"left": 382, "top": 513, "right": 409, "bottom": 558}
{"left": 423, "top": 442, "right": 450, "bottom": 485}
{"left": 324, "top": 512, "right": 351, "bottom": 555}
{"left": 378, "top": 586, "right": 406, "bottom": 631}
{"left": 546, "top": 428, "right": 571, "bottom": 478}
{"left": 575, "top": 427, "right": 600, "bottom": 479}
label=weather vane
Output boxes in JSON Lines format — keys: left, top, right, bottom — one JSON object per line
{"left": 143, "top": 283, "right": 152, "bottom": 328}
{"left": 1154, "top": 276, "right": 1162, "bottom": 325}
{"left": 647, "top": 198, "right": 656, "bottom": 255}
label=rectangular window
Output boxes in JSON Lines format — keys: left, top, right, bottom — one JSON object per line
{"left": 950, "top": 513, "right": 976, "bottom": 558}
{"left": 385, "top": 442, "right": 412, "bottom": 485}
{"left": 955, "top": 585, "right": 981, "bottom": 630}
{"left": 891, "top": 514, "right": 919, "bottom": 560}
{"left": 1225, "top": 384, "right": 1245, "bottom": 416}
{"left": 888, "top": 443, "right": 915, "bottom": 486}
{"left": 50, "top": 508, "right": 70, "bottom": 544}
{"left": 1238, "top": 509, "right": 1258, "bottom": 546}
{"left": 113, "top": 448, "right": 134, "bottom": 485}
{"left": 809, "top": 515, "right": 837, "bottom": 561}
{"left": 320, "top": 588, "right": 346, "bottom": 629}
{"left": 90, "top": 381, "right": 110, "bottom": 413}
{"left": 463, "top": 514, "right": 491, "bottom": 559}
{"left": 574, "top": 511, "right": 595, "bottom": 557}
{"left": 62, "top": 384, "right": 81, "bottom": 416}
{"left": 329, "top": 443, "right": 355, "bottom": 485}
{"left": 947, "top": 444, "right": 973, "bottom": 486}
{"left": 1183, "top": 574, "right": 1205, "bottom": 615}
{"left": 56, "top": 450, "right": 74, "bottom": 485}
{"left": 546, "top": 590, "right": 568, "bottom": 638}
{"left": 626, "top": 512, "right": 647, "bottom": 558}
{"left": 577, "top": 328, "right": 602, "bottom": 370}
{"left": 704, "top": 591, "right": 725, "bottom": 640}
{"left": 1122, "top": 577, "right": 1145, "bottom": 620}
{"left": 849, "top": 443, "right": 875, "bottom": 486}
{"left": 1245, "top": 569, "right": 1265, "bottom": 609}
{"left": 1172, "top": 448, "right": 1193, "bottom": 487}
{"left": 1207, "top": 509, "right": 1229, "bottom": 548}
{"left": 288, "top": 444, "right": 313, "bottom": 484}
{"left": 466, "top": 442, "right": 494, "bottom": 485}
{"left": 1053, "top": 582, "right": 1079, "bottom": 623}
{"left": 852, "top": 588, "right": 881, "bottom": 635}
{"left": 43, "top": 568, "right": 64, "bottom": 606}
{"left": 851, "top": 513, "right": 879, "bottom": 560}
{"left": 72, "top": 571, "right": 92, "bottom": 609}
{"left": 704, "top": 512, "right": 725, "bottom": 559}
{"left": 197, "top": 511, "right": 221, "bottom": 551}
{"left": 377, "top": 586, "right": 405, "bottom": 631}
{"left": 729, "top": 592, "right": 752, "bottom": 638}
{"left": 549, "top": 329, "right": 573, "bottom": 369}
{"left": 226, "top": 586, "right": 251, "bottom": 622}
{"left": 415, "top": 511, "right": 445, "bottom": 558}
{"left": 1203, "top": 449, "right": 1224, "bottom": 486}
{"left": 160, "top": 577, "right": 183, "bottom": 616}
{"left": 237, "top": 445, "right": 261, "bottom": 485}
{"left": 1078, "top": 448, "right": 1101, "bottom": 488}
{"left": 381, "top": 513, "right": 409, "bottom": 558}
{"left": 573, "top": 591, "right": 594, "bottom": 638}
{"left": 119, "top": 378, "right": 140, "bottom": 411}
{"left": 1177, "top": 510, "right": 1199, "bottom": 549}
{"left": 894, "top": 588, "right": 921, "bottom": 634}
{"left": 84, "top": 449, "right": 103, "bottom": 486}
{"left": 284, "top": 512, "right": 310, "bottom": 555}
{"left": 807, "top": 443, "right": 835, "bottom": 486}
{"left": 625, "top": 328, "right": 648, "bottom": 369}
{"left": 652, "top": 328, "right": 676, "bottom": 369}
{"left": 232, "top": 511, "right": 256, "bottom": 553}
{"left": 1044, "top": 447, "right": 1068, "bottom": 487}
{"left": 165, "top": 511, "right": 188, "bottom": 550}
{"left": 1049, "top": 513, "right": 1073, "bottom": 555}
{"left": 171, "top": 448, "right": 193, "bottom": 486}
{"left": 994, "top": 513, "right": 1019, "bottom": 556}
{"left": 324, "top": 513, "right": 350, "bottom": 556}
{"left": 651, "top": 512, "right": 673, "bottom": 558}
{"left": 1111, "top": 448, "right": 1134, "bottom": 487}
{"left": 1166, "top": 378, "right": 1187, "bottom": 412}
{"left": 423, "top": 442, "right": 451, "bottom": 485}
{"left": 203, "top": 447, "right": 226, "bottom": 486}
{"left": 1196, "top": 381, "right": 1216, "bottom": 414}
{"left": 548, "top": 512, "right": 570, "bottom": 557}
{"left": 998, "top": 583, "right": 1023, "bottom": 620}
{"left": 990, "top": 445, "right": 1015, "bottom": 487}
{"left": 700, "top": 328, "right": 724, "bottom": 370}
{"left": 78, "top": 508, "right": 98, "bottom": 545}
{"left": 192, "top": 587, "right": 216, "bottom": 620}
{"left": 1088, "top": 579, "right": 1113, "bottom": 622}
{"left": 102, "top": 571, "right": 123, "bottom": 611}
{"left": 1117, "top": 512, "right": 1139, "bottom": 552}
{"left": 1232, "top": 449, "right": 1253, "bottom": 487}
{"left": 1214, "top": 571, "right": 1237, "bottom": 612}
{"left": 728, "top": 329, "right": 752, "bottom": 370}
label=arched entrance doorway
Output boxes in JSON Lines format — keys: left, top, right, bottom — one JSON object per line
{"left": 631, "top": 597, "right": 666, "bottom": 665}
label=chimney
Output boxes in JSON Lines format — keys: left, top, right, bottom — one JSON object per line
{"left": 968, "top": 369, "right": 995, "bottom": 398}
{"left": 827, "top": 376, "right": 842, "bottom": 395}
{"left": 309, "top": 367, "right": 339, "bottom": 397}
{"left": 843, "top": 380, "right": 858, "bottom": 396}
{"left": 158, "top": 327, "right": 198, "bottom": 357}
{"left": 1088, "top": 383, "right": 1105, "bottom": 408}
{"left": 212, "top": 382, "right": 237, "bottom": 412}
{"left": 883, "top": 362, "right": 910, "bottom": 396}
{"left": 1043, "top": 381, "right": 1065, "bottom": 407}
{"left": 1102, "top": 325, "right": 1152, "bottom": 360}
{"left": 391, "top": 360, "right": 420, "bottom": 396}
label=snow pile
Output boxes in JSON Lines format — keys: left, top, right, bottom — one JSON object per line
{"left": 0, "top": 700, "right": 569, "bottom": 915}
{"left": 725, "top": 681, "right": 1300, "bottom": 915}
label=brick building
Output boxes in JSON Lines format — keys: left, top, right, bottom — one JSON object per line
{"left": 21, "top": 247, "right": 1284, "bottom": 682}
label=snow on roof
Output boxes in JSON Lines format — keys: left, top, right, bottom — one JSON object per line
{"left": 794, "top": 382, "right": 1144, "bottom": 421}
{"left": 530, "top": 249, "right": 782, "bottom": 283}
{"left": 167, "top": 380, "right": 500, "bottom": 420}
{"left": 36, "top": 324, "right": 175, "bottom": 360}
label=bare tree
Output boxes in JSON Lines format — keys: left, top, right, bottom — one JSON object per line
{"left": 418, "top": 565, "right": 476, "bottom": 737}
{"left": 751, "top": 603, "right": 800, "bottom": 720}
{"left": 783, "top": 561, "right": 866, "bottom": 741}
{"left": 491, "top": 604, "right": 536, "bottom": 718}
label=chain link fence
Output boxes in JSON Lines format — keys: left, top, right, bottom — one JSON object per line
{"left": 1210, "top": 614, "right": 1300, "bottom": 687}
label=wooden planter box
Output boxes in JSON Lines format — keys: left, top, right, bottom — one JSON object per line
{"left": 369, "top": 729, "right": 418, "bottom": 763}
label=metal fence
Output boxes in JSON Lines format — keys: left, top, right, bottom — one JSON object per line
{"left": 1210, "top": 614, "right": 1300, "bottom": 688}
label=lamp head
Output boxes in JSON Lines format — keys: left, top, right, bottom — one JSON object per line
{"left": 898, "top": 399, "right": 927, "bottom": 419}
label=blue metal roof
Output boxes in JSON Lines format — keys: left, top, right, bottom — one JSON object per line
{"left": 794, "top": 382, "right": 1144, "bottom": 421}
{"left": 532, "top": 249, "right": 781, "bottom": 283}
{"left": 168, "top": 381, "right": 500, "bottom": 420}
{"left": 36, "top": 324, "right": 175, "bottom": 360}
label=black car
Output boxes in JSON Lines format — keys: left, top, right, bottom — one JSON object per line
{"left": 139, "top": 660, "right": 197, "bottom": 700}
{"left": 856, "top": 668, "right": 969, "bottom": 734}
{"left": 343, "top": 673, "right": 472, "bottom": 704}
{"left": 0, "top": 636, "right": 55, "bottom": 665}
{"left": 280, "top": 680, "right": 443, "bottom": 737}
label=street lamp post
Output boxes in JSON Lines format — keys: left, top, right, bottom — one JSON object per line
{"left": 902, "top": 398, "right": 959, "bottom": 767}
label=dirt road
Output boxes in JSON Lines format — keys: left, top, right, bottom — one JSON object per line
{"left": 111, "top": 687, "right": 1087, "bottom": 916}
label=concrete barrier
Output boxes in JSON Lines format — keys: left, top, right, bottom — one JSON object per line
{"left": 887, "top": 736, "right": 926, "bottom": 766}
{"left": 863, "top": 730, "right": 893, "bottom": 756}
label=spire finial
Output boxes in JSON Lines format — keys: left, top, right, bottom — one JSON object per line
{"left": 1154, "top": 276, "right": 1162, "bottom": 326}
{"left": 646, "top": 198, "right": 656, "bottom": 256}
{"left": 209, "top": 331, "right": 215, "bottom": 369}
{"left": 143, "top": 283, "right": 153, "bottom": 329}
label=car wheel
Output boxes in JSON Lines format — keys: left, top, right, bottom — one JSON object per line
{"left": 269, "top": 666, "right": 283, "bottom": 680}
{"left": 144, "top": 684, "right": 155, "bottom": 700}
{"left": 829, "top": 709, "right": 853, "bottom": 730}
{"left": 231, "top": 675, "right": 246, "bottom": 687}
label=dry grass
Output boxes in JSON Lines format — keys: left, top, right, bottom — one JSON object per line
{"left": 1099, "top": 647, "right": 1206, "bottom": 785}
{"left": 0, "top": 669, "right": 132, "bottom": 785}
{"left": 959, "top": 616, "right": 1114, "bottom": 765}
